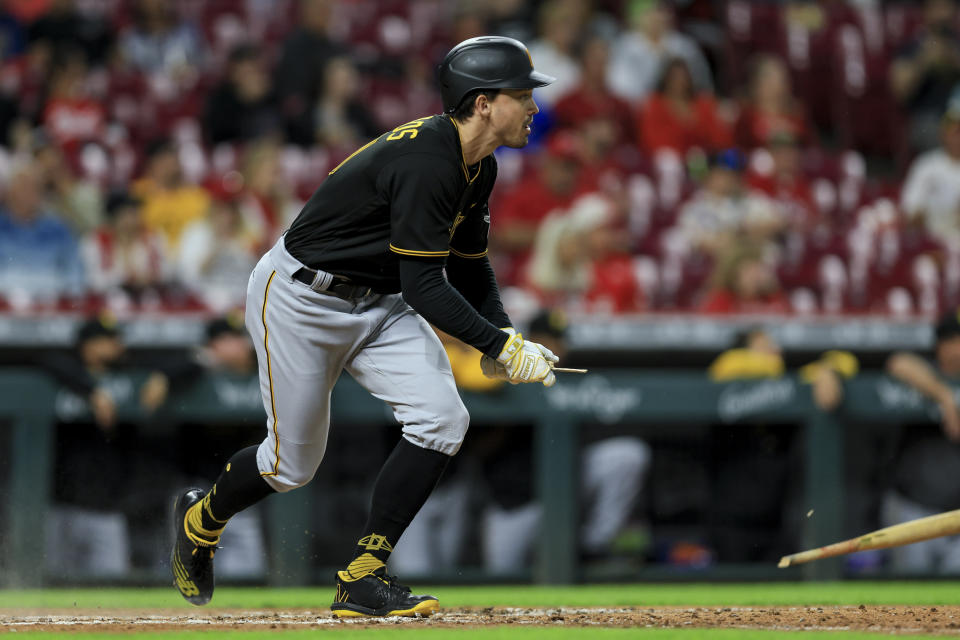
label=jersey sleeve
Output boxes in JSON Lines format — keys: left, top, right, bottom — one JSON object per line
{"left": 380, "top": 153, "right": 462, "bottom": 258}
{"left": 449, "top": 156, "right": 497, "bottom": 259}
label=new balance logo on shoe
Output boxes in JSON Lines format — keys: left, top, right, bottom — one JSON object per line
{"left": 170, "top": 488, "right": 217, "bottom": 606}
{"left": 358, "top": 534, "right": 393, "bottom": 552}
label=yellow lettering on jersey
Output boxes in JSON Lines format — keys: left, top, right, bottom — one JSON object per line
{"left": 386, "top": 117, "right": 429, "bottom": 141}
{"left": 448, "top": 211, "right": 465, "bottom": 240}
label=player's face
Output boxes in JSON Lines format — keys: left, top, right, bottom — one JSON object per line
{"left": 491, "top": 89, "right": 539, "bottom": 148}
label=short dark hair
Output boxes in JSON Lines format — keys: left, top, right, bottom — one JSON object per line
{"left": 450, "top": 88, "right": 500, "bottom": 122}
{"left": 732, "top": 326, "right": 767, "bottom": 349}
{"left": 105, "top": 190, "right": 141, "bottom": 218}
{"left": 528, "top": 309, "right": 568, "bottom": 339}
{"left": 936, "top": 309, "right": 960, "bottom": 342}
{"left": 228, "top": 43, "right": 261, "bottom": 65}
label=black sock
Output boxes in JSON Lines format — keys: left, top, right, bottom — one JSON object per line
{"left": 196, "top": 445, "right": 276, "bottom": 533}
{"left": 352, "top": 437, "right": 451, "bottom": 564}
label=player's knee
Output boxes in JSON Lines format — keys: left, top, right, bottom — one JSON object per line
{"left": 257, "top": 441, "right": 325, "bottom": 492}
{"left": 269, "top": 467, "right": 317, "bottom": 492}
{"left": 445, "top": 400, "right": 471, "bottom": 454}
{"left": 404, "top": 398, "right": 470, "bottom": 456}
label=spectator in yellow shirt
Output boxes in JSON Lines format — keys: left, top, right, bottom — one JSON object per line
{"left": 130, "top": 138, "right": 210, "bottom": 250}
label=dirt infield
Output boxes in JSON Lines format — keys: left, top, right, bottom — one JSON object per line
{"left": 2, "top": 605, "right": 960, "bottom": 634}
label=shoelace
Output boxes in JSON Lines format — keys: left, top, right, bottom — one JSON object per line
{"left": 373, "top": 570, "right": 411, "bottom": 593}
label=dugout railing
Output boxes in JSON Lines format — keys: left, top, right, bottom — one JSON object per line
{"left": 0, "top": 368, "right": 944, "bottom": 587}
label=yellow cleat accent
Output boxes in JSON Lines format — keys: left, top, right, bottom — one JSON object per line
{"left": 331, "top": 599, "right": 439, "bottom": 618}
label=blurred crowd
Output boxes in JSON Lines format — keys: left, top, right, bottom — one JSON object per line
{"left": 4, "top": 0, "right": 960, "bottom": 321}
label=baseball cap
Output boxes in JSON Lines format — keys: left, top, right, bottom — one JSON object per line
{"left": 76, "top": 314, "right": 120, "bottom": 344}
{"left": 712, "top": 148, "right": 746, "bottom": 171}
{"left": 936, "top": 308, "right": 960, "bottom": 342}
{"left": 205, "top": 311, "right": 247, "bottom": 341}
{"left": 105, "top": 190, "right": 141, "bottom": 218}
{"left": 528, "top": 309, "right": 569, "bottom": 339}
{"left": 544, "top": 132, "right": 580, "bottom": 163}
{"left": 943, "top": 88, "right": 960, "bottom": 123}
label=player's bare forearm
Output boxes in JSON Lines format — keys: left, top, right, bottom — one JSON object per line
{"left": 886, "top": 351, "right": 953, "bottom": 403}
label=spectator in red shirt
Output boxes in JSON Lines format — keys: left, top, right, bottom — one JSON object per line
{"left": 699, "top": 242, "right": 789, "bottom": 314}
{"left": 638, "top": 57, "right": 732, "bottom": 156}
{"left": 735, "top": 55, "right": 814, "bottom": 151}
{"left": 41, "top": 53, "right": 105, "bottom": 151}
{"left": 745, "top": 131, "right": 819, "bottom": 233}
{"left": 492, "top": 132, "right": 591, "bottom": 284}
{"left": 553, "top": 34, "right": 635, "bottom": 147}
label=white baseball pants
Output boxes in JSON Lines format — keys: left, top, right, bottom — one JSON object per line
{"left": 244, "top": 238, "right": 470, "bottom": 492}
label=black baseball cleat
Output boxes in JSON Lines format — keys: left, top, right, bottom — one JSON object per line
{"left": 170, "top": 488, "right": 218, "bottom": 606}
{"left": 331, "top": 554, "right": 438, "bottom": 618}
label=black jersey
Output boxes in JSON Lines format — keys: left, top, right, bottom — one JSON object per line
{"left": 284, "top": 114, "right": 497, "bottom": 292}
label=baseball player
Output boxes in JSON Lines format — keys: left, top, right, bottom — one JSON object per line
{"left": 171, "top": 36, "right": 559, "bottom": 618}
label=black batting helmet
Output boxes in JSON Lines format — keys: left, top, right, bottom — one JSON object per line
{"left": 437, "top": 36, "right": 556, "bottom": 113}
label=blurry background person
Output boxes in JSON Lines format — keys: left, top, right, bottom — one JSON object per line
{"left": 900, "top": 99, "right": 960, "bottom": 247}
{"left": 708, "top": 327, "right": 785, "bottom": 381}
{"left": 745, "top": 131, "right": 819, "bottom": 235}
{"left": 41, "top": 316, "right": 130, "bottom": 578}
{"left": 734, "top": 55, "right": 814, "bottom": 151}
{"left": 677, "top": 150, "right": 784, "bottom": 258}
{"left": 526, "top": 0, "right": 586, "bottom": 107}
{"left": 131, "top": 137, "right": 210, "bottom": 251}
{"left": 480, "top": 309, "right": 650, "bottom": 572}
{"left": 274, "top": 0, "right": 344, "bottom": 146}
{"left": 388, "top": 326, "right": 498, "bottom": 577}
{"left": 202, "top": 43, "right": 280, "bottom": 146}
{"left": 39, "top": 315, "right": 178, "bottom": 577}
{"left": 313, "top": 56, "right": 379, "bottom": 150}
{"left": 40, "top": 52, "right": 106, "bottom": 152}
{"left": 638, "top": 57, "right": 732, "bottom": 157}
{"left": 707, "top": 325, "right": 795, "bottom": 566}
{"left": 709, "top": 327, "right": 855, "bottom": 412}
{"left": 607, "top": 0, "right": 713, "bottom": 102}
{"left": 552, "top": 34, "right": 635, "bottom": 148}
{"left": 526, "top": 193, "right": 643, "bottom": 312}
{"left": 890, "top": 0, "right": 960, "bottom": 152}
{"left": 34, "top": 137, "right": 104, "bottom": 235}
{"left": 707, "top": 328, "right": 857, "bottom": 562}
{"left": 0, "top": 160, "right": 84, "bottom": 307}
{"left": 138, "top": 313, "right": 266, "bottom": 579}
{"left": 235, "top": 139, "right": 303, "bottom": 251}
{"left": 177, "top": 188, "right": 259, "bottom": 312}
{"left": 492, "top": 132, "right": 591, "bottom": 285}
{"left": 119, "top": 0, "right": 204, "bottom": 79}
{"left": 883, "top": 309, "right": 960, "bottom": 573}
{"left": 80, "top": 191, "right": 168, "bottom": 305}
{"left": 27, "top": 0, "right": 112, "bottom": 65}
{"left": 393, "top": 310, "right": 650, "bottom": 576}
{"left": 698, "top": 242, "right": 789, "bottom": 314}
